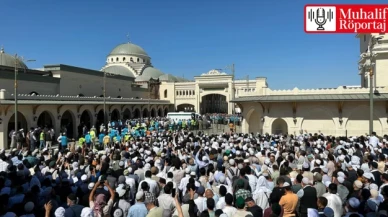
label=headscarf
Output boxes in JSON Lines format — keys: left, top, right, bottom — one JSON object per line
{"left": 93, "top": 194, "right": 107, "bottom": 215}
{"left": 54, "top": 207, "right": 65, "bottom": 217}
{"left": 256, "top": 176, "right": 270, "bottom": 192}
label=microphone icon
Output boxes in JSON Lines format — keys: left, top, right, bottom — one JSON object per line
{"left": 315, "top": 8, "right": 327, "bottom": 30}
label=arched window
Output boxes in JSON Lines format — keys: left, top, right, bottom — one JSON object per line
{"left": 176, "top": 91, "right": 179, "bottom": 96}
{"left": 123, "top": 57, "right": 126, "bottom": 61}
{"left": 137, "top": 58, "right": 140, "bottom": 62}
{"left": 117, "top": 96, "right": 122, "bottom": 98}
{"left": 29, "top": 91, "right": 39, "bottom": 96}
{"left": 143, "top": 59, "right": 145, "bottom": 63}
{"left": 164, "top": 89, "right": 167, "bottom": 98}
{"left": 78, "top": 94, "right": 85, "bottom": 97}
{"left": 111, "top": 58, "right": 113, "bottom": 62}
{"left": 116, "top": 57, "right": 119, "bottom": 61}
{"left": 186, "top": 90, "right": 188, "bottom": 95}
{"left": 193, "top": 90, "right": 195, "bottom": 95}
{"left": 130, "top": 57, "right": 133, "bottom": 62}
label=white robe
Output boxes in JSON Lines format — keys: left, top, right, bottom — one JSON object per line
{"left": 253, "top": 176, "right": 272, "bottom": 210}
{"left": 323, "top": 193, "right": 343, "bottom": 217}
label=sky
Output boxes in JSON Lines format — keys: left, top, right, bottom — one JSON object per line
{"left": 1, "top": 0, "right": 385, "bottom": 89}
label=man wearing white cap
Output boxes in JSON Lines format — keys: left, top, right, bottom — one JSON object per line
{"left": 298, "top": 177, "right": 317, "bottom": 217}
{"left": 335, "top": 175, "right": 349, "bottom": 204}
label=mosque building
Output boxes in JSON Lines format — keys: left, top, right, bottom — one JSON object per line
{"left": 0, "top": 33, "right": 387, "bottom": 148}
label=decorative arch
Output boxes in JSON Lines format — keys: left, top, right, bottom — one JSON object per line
{"left": 29, "top": 91, "right": 39, "bottom": 96}
{"left": 133, "top": 108, "right": 141, "bottom": 118}
{"left": 301, "top": 107, "right": 336, "bottom": 135}
{"left": 158, "top": 108, "right": 163, "bottom": 117}
{"left": 150, "top": 108, "right": 156, "bottom": 117}
{"left": 164, "top": 107, "right": 169, "bottom": 117}
{"left": 80, "top": 109, "right": 93, "bottom": 130}
{"left": 7, "top": 111, "right": 28, "bottom": 147}
{"left": 177, "top": 104, "right": 195, "bottom": 112}
{"left": 60, "top": 110, "right": 76, "bottom": 139}
{"left": 244, "top": 106, "right": 262, "bottom": 134}
{"left": 142, "top": 108, "right": 149, "bottom": 118}
{"left": 95, "top": 109, "right": 105, "bottom": 128}
{"left": 37, "top": 110, "right": 55, "bottom": 128}
{"left": 271, "top": 118, "right": 288, "bottom": 135}
{"left": 123, "top": 108, "right": 131, "bottom": 120}
{"left": 345, "top": 104, "right": 383, "bottom": 136}
{"left": 111, "top": 109, "right": 120, "bottom": 121}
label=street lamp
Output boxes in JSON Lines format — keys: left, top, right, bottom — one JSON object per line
{"left": 360, "top": 35, "right": 383, "bottom": 135}
{"left": 14, "top": 55, "right": 35, "bottom": 133}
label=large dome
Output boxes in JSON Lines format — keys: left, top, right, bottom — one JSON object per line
{"left": 103, "top": 65, "right": 135, "bottom": 78}
{"left": 109, "top": 43, "right": 149, "bottom": 57}
{"left": 0, "top": 48, "right": 27, "bottom": 69}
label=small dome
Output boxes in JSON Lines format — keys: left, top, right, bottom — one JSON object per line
{"left": 103, "top": 65, "right": 135, "bottom": 78}
{"left": 135, "top": 74, "right": 151, "bottom": 82}
{"left": 141, "top": 67, "right": 164, "bottom": 79}
{"left": 159, "top": 74, "right": 178, "bottom": 82}
{"left": 109, "top": 43, "right": 149, "bottom": 57}
{"left": 0, "top": 48, "right": 27, "bottom": 69}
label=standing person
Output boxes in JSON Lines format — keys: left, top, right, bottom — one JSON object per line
{"left": 39, "top": 130, "right": 45, "bottom": 150}
{"left": 279, "top": 182, "right": 298, "bottom": 217}
{"left": 323, "top": 184, "right": 343, "bottom": 217}
{"left": 298, "top": 177, "right": 317, "bottom": 217}
{"left": 45, "top": 128, "right": 52, "bottom": 149}
{"left": 57, "top": 133, "right": 68, "bottom": 151}
{"left": 9, "top": 130, "right": 16, "bottom": 149}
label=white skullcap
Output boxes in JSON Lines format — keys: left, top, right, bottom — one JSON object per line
{"left": 337, "top": 176, "right": 345, "bottom": 183}
{"left": 322, "top": 167, "right": 328, "bottom": 173}
{"left": 370, "top": 183, "right": 378, "bottom": 191}
{"left": 229, "top": 159, "right": 235, "bottom": 165}
{"left": 302, "top": 177, "right": 310, "bottom": 184}
{"left": 185, "top": 168, "right": 190, "bottom": 174}
{"left": 316, "top": 159, "right": 321, "bottom": 165}
{"left": 303, "top": 161, "right": 309, "bottom": 169}
{"left": 324, "top": 181, "right": 331, "bottom": 188}
{"left": 81, "top": 174, "right": 87, "bottom": 181}
{"left": 338, "top": 155, "right": 345, "bottom": 161}
{"left": 88, "top": 182, "right": 95, "bottom": 190}
{"left": 337, "top": 172, "right": 345, "bottom": 178}
{"left": 283, "top": 182, "right": 290, "bottom": 187}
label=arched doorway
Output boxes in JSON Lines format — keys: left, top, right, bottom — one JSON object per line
{"left": 96, "top": 109, "right": 105, "bottom": 130}
{"left": 143, "top": 108, "right": 149, "bottom": 118}
{"left": 37, "top": 111, "right": 53, "bottom": 128}
{"left": 111, "top": 109, "right": 120, "bottom": 121}
{"left": 164, "top": 108, "right": 169, "bottom": 117}
{"left": 123, "top": 109, "right": 131, "bottom": 120}
{"left": 158, "top": 108, "right": 163, "bottom": 117}
{"left": 271, "top": 118, "right": 288, "bottom": 134}
{"left": 8, "top": 112, "right": 28, "bottom": 147}
{"left": 60, "top": 110, "right": 75, "bottom": 139}
{"left": 80, "top": 110, "right": 92, "bottom": 129}
{"left": 246, "top": 109, "right": 261, "bottom": 133}
{"left": 201, "top": 94, "right": 227, "bottom": 113}
{"left": 133, "top": 108, "right": 141, "bottom": 119}
{"left": 177, "top": 104, "right": 195, "bottom": 112}
{"left": 151, "top": 108, "right": 156, "bottom": 117}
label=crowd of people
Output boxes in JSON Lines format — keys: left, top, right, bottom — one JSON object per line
{"left": 3, "top": 116, "right": 388, "bottom": 217}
